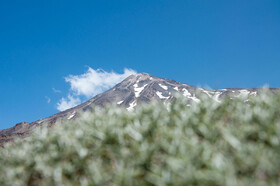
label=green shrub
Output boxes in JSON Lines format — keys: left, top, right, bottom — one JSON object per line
{"left": 0, "top": 91, "right": 280, "bottom": 186}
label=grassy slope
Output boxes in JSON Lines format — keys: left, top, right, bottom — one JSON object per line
{"left": 0, "top": 92, "right": 280, "bottom": 186}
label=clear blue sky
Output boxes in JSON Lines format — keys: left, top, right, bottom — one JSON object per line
{"left": 1, "top": 0, "right": 280, "bottom": 129}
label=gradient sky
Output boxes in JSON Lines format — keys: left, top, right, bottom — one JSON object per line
{"left": 1, "top": 0, "right": 280, "bottom": 129}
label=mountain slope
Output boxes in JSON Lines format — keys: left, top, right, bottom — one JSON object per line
{"left": 0, "top": 73, "right": 279, "bottom": 145}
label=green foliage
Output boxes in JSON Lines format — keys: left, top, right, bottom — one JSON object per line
{"left": 1, "top": 91, "right": 280, "bottom": 186}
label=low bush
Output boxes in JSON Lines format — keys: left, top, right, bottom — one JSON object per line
{"left": 0, "top": 92, "right": 280, "bottom": 186}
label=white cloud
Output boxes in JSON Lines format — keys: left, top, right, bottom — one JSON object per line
{"left": 56, "top": 67, "right": 136, "bottom": 111}
{"left": 65, "top": 68, "right": 136, "bottom": 98}
{"left": 52, "top": 88, "right": 61, "bottom": 93}
{"left": 57, "top": 95, "right": 81, "bottom": 111}
{"left": 45, "top": 96, "right": 51, "bottom": 104}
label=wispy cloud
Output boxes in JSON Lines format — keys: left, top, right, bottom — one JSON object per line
{"left": 65, "top": 68, "right": 136, "bottom": 98}
{"left": 45, "top": 96, "right": 51, "bottom": 104}
{"left": 52, "top": 88, "right": 61, "bottom": 93}
{"left": 57, "top": 95, "right": 81, "bottom": 112}
{"left": 56, "top": 67, "right": 136, "bottom": 111}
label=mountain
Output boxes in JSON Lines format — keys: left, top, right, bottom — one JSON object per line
{"left": 0, "top": 73, "right": 279, "bottom": 146}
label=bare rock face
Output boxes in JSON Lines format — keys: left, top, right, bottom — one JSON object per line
{"left": 0, "top": 73, "right": 279, "bottom": 145}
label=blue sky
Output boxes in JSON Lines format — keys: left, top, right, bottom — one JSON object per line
{"left": 0, "top": 0, "right": 280, "bottom": 129}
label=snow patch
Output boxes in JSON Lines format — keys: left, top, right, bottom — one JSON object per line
{"left": 250, "top": 91, "right": 257, "bottom": 96}
{"left": 156, "top": 91, "right": 170, "bottom": 99}
{"left": 213, "top": 92, "right": 223, "bottom": 103}
{"left": 182, "top": 88, "right": 191, "bottom": 97}
{"left": 182, "top": 88, "right": 200, "bottom": 103}
{"left": 67, "top": 111, "right": 76, "bottom": 120}
{"left": 159, "top": 83, "right": 168, "bottom": 90}
{"left": 133, "top": 83, "right": 147, "bottom": 98}
{"left": 173, "top": 87, "right": 179, "bottom": 91}
{"left": 201, "top": 89, "right": 214, "bottom": 97}
{"left": 236, "top": 90, "right": 250, "bottom": 98}
{"left": 117, "top": 100, "right": 124, "bottom": 105}
{"left": 127, "top": 100, "right": 137, "bottom": 111}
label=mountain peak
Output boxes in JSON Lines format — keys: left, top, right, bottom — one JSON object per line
{"left": 135, "top": 72, "right": 151, "bottom": 76}
{"left": 1, "top": 73, "right": 279, "bottom": 145}
{"left": 125, "top": 72, "right": 153, "bottom": 82}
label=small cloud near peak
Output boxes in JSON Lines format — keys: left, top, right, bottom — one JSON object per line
{"left": 65, "top": 68, "right": 136, "bottom": 98}
{"left": 57, "top": 95, "right": 81, "bottom": 111}
{"left": 56, "top": 67, "right": 136, "bottom": 111}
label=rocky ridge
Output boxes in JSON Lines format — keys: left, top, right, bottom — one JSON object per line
{"left": 0, "top": 73, "right": 279, "bottom": 145}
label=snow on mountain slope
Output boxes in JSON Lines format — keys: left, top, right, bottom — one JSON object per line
{"left": 1, "top": 72, "right": 279, "bottom": 145}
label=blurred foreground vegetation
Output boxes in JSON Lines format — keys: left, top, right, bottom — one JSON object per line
{"left": 0, "top": 91, "right": 280, "bottom": 186}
